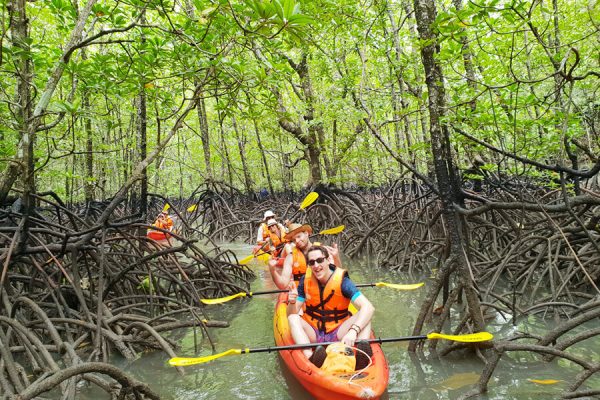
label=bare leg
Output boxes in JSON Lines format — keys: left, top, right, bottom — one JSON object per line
{"left": 288, "top": 314, "right": 317, "bottom": 358}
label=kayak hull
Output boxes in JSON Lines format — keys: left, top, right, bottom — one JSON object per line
{"left": 273, "top": 293, "right": 388, "bottom": 399}
{"left": 147, "top": 230, "right": 169, "bottom": 240}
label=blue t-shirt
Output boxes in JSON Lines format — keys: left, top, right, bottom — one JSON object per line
{"left": 297, "top": 265, "right": 362, "bottom": 303}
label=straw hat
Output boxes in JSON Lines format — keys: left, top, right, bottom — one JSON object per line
{"left": 286, "top": 223, "right": 312, "bottom": 237}
{"left": 263, "top": 210, "right": 276, "bottom": 219}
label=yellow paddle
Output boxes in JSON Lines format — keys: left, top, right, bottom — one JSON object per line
{"left": 200, "top": 281, "right": 424, "bottom": 305}
{"left": 238, "top": 224, "right": 344, "bottom": 265}
{"left": 299, "top": 191, "right": 319, "bottom": 210}
{"left": 168, "top": 331, "right": 493, "bottom": 366}
{"left": 238, "top": 252, "right": 268, "bottom": 265}
{"left": 317, "top": 225, "right": 345, "bottom": 235}
{"left": 527, "top": 379, "right": 562, "bottom": 385}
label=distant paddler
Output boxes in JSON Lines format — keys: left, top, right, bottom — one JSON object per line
{"left": 254, "top": 211, "right": 286, "bottom": 253}
{"left": 152, "top": 210, "right": 173, "bottom": 232}
{"left": 263, "top": 218, "right": 286, "bottom": 257}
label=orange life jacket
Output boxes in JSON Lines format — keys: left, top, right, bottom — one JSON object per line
{"left": 153, "top": 216, "right": 173, "bottom": 230}
{"left": 291, "top": 247, "right": 308, "bottom": 282}
{"left": 302, "top": 267, "right": 351, "bottom": 333}
{"left": 268, "top": 229, "right": 285, "bottom": 256}
{"left": 290, "top": 241, "right": 320, "bottom": 281}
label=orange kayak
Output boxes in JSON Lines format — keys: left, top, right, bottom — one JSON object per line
{"left": 147, "top": 230, "right": 169, "bottom": 240}
{"left": 273, "top": 293, "right": 389, "bottom": 399}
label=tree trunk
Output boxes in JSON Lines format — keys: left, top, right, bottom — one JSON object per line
{"left": 0, "top": 162, "right": 19, "bottom": 205}
{"left": 196, "top": 88, "right": 213, "bottom": 179}
{"left": 296, "top": 55, "right": 324, "bottom": 185}
{"left": 137, "top": 90, "right": 148, "bottom": 216}
{"left": 385, "top": 1, "right": 415, "bottom": 169}
{"left": 215, "top": 95, "right": 233, "bottom": 188}
{"left": 452, "top": 0, "right": 478, "bottom": 104}
{"left": 248, "top": 104, "right": 274, "bottom": 195}
{"left": 409, "top": 0, "right": 485, "bottom": 350}
{"left": 0, "top": 0, "right": 97, "bottom": 203}
{"left": 137, "top": 10, "right": 148, "bottom": 217}
{"left": 10, "top": 0, "right": 33, "bottom": 249}
{"left": 82, "top": 77, "right": 95, "bottom": 203}
{"left": 276, "top": 54, "right": 323, "bottom": 185}
{"left": 232, "top": 116, "right": 253, "bottom": 194}
{"left": 154, "top": 101, "right": 162, "bottom": 190}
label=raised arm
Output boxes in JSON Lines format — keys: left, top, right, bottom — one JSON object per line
{"left": 268, "top": 243, "right": 294, "bottom": 289}
{"left": 324, "top": 243, "right": 342, "bottom": 268}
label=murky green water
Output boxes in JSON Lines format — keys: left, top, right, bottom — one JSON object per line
{"left": 115, "top": 242, "right": 599, "bottom": 399}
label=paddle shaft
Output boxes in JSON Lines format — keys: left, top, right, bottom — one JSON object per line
{"left": 254, "top": 231, "right": 331, "bottom": 258}
{"left": 271, "top": 229, "right": 341, "bottom": 253}
{"left": 245, "top": 222, "right": 343, "bottom": 264}
{"left": 247, "top": 283, "right": 388, "bottom": 297}
{"left": 234, "top": 336, "right": 430, "bottom": 355}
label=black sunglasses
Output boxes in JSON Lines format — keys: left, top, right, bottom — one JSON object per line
{"left": 307, "top": 257, "right": 326, "bottom": 266}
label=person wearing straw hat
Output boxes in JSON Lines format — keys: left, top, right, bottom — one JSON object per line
{"left": 268, "top": 223, "right": 340, "bottom": 290}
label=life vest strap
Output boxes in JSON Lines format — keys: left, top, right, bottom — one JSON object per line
{"left": 305, "top": 306, "right": 350, "bottom": 319}
{"left": 305, "top": 305, "right": 350, "bottom": 332}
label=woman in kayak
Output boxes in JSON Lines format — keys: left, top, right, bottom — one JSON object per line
{"left": 255, "top": 210, "right": 276, "bottom": 248}
{"left": 263, "top": 218, "right": 286, "bottom": 256}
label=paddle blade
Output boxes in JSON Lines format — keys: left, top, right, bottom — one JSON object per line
{"left": 349, "top": 303, "right": 358, "bottom": 315}
{"left": 375, "top": 282, "right": 424, "bottom": 290}
{"left": 318, "top": 225, "right": 345, "bottom": 235}
{"left": 299, "top": 192, "right": 319, "bottom": 210}
{"left": 256, "top": 253, "right": 270, "bottom": 262}
{"left": 201, "top": 292, "right": 248, "bottom": 305}
{"left": 239, "top": 254, "right": 254, "bottom": 265}
{"left": 162, "top": 203, "right": 170, "bottom": 212}
{"left": 187, "top": 204, "right": 197, "bottom": 212}
{"left": 169, "top": 349, "right": 244, "bottom": 366}
{"left": 527, "top": 379, "right": 561, "bottom": 385}
{"left": 427, "top": 332, "right": 493, "bottom": 342}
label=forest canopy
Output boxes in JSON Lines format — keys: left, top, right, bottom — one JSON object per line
{"left": 1, "top": 0, "right": 597, "bottom": 202}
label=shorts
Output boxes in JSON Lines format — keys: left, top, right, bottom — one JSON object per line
{"left": 313, "top": 326, "right": 341, "bottom": 343}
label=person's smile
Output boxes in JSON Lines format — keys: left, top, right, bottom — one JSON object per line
{"left": 309, "top": 257, "right": 330, "bottom": 282}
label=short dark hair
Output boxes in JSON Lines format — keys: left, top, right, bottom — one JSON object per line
{"left": 306, "top": 245, "right": 329, "bottom": 260}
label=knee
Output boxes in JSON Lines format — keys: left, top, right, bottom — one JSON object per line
{"left": 288, "top": 314, "right": 301, "bottom": 326}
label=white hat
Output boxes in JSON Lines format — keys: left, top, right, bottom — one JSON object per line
{"left": 267, "top": 218, "right": 277, "bottom": 227}
{"left": 263, "top": 210, "right": 275, "bottom": 219}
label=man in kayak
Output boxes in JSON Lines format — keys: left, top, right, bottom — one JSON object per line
{"left": 287, "top": 245, "right": 373, "bottom": 369}
{"left": 268, "top": 223, "right": 340, "bottom": 290}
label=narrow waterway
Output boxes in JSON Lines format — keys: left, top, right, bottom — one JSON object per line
{"left": 114, "top": 243, "right": 599, "bottom": 399}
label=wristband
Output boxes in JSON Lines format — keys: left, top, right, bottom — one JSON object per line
{"left": 351, "top": 324, "right": 362, "bottom": 334}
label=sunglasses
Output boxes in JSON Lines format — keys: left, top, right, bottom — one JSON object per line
{"left": 307, "top": 257, "right": 326, "bottom": 266}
